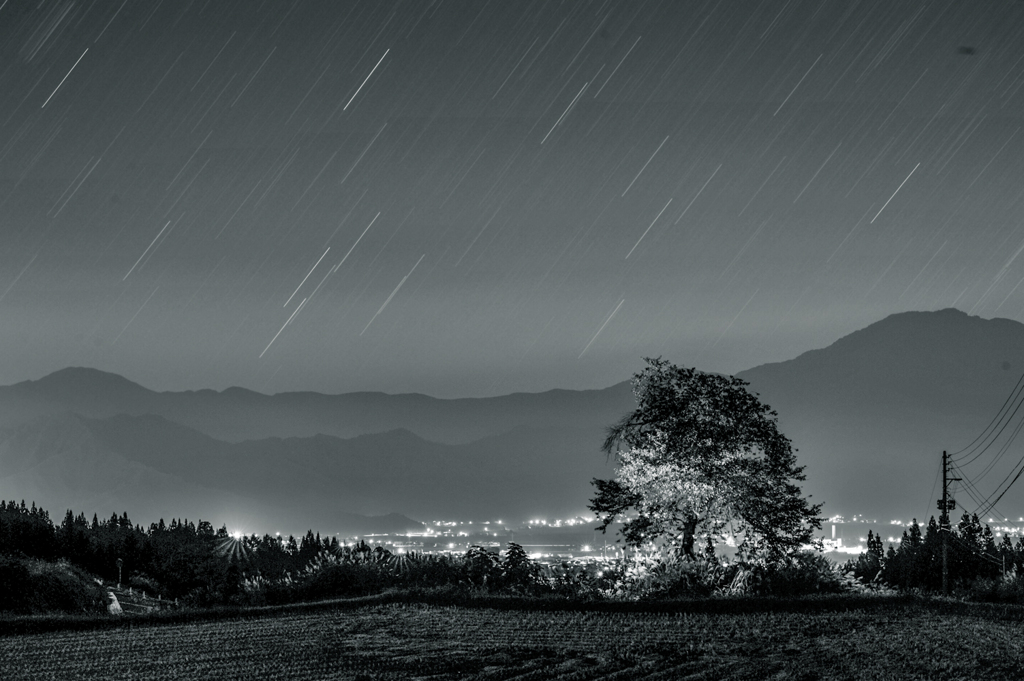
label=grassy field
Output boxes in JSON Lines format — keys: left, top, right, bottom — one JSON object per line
{"left": 2, "top": 595, "right": 1024, "bottom": 680}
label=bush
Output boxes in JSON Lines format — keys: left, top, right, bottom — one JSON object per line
{"left": 499, "top": 543, "right": 544, "bottom": 595}
{"left": 463, "top": 545, "right": 500, "bottom": 588}
{"left": 993, "top": 569, "right": 1024, "bottom": 603}
{"left": 128, "top": 572, "right": 163, "bottom": 597}
{"left": 181, "top": 584, "right": 227, "bottom": 608}
{"left": 758, "top": 551, "right": 846, "bottom": 597}
{"left": 0, "top": 554, "right": 32, "bottom": 612}
{"left": 304, "top": 563, "right": 367, "bottom": 599}
{"left": 294, "top": 550, "right": 392, "bottom": 600}
{"left": 592, "top": 549, "right": 854, "bottom": 600}
{"left": 843, "top": 551, "right": 882, "bottom": 584}
{"left": 954, "top": 569, "right": 1024, "bottom": 604}
{"left": 243, "top": 572, "right": 297, "bottom": 606}
{"left": 22, "top": 558, "right": 106, "bottom": 613}
{"left": 593, "top": 550, "right": 731, "bottom": 600}
{"left": 457, "top": 543, "right": 546, "bottom": 594}
{"left": 543, "top": 559, "right": 605, "bottom": 600}
{"left": 389, "top": 552, "right": 464, "bottom": 588}
{"left": 612, "top": 550, "right": 731, "bottom": 598}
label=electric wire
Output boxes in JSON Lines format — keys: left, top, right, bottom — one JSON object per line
{"left": 972, "top": 411, "right": 1024, "bottom": 484}
{"left": 962, "top": 440, "right": 1024, "bottom": 520}
{"left": 952, "top": 472, "right": 1001, "bottom": 521}
{"left": 952, "top": 458, "right": 1015, "bottom": 525}
{"left": 885, "top": 517, "right": 1002, "bottom": 570}
{"left": 952, "top": 463, "right": 995, "bottom": 510}
{"left": 946, "top": 529, "right": 1003, "bottom": 568}
{"left": 950, "top": 369, "right": 1024, "bottom": 460}
{"left": 977, "top": 461, "right": 1024, "bottom": 521}
{"left": 943, "top": 368, "right": 1024, "bottom": 524}
{"left": 950, "top": 474, "right": 985, "bottom": 511}
{"left": 950, "top": 389, "right": 1024, "bottom": 469}
{"left": 952, "top": 388, "right": 1024, "bottom": 467}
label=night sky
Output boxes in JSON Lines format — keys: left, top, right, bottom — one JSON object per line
{"left": 1, "top": 0, "right": 1023, "bottom": 397}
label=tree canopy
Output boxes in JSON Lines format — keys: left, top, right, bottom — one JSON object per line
{"left": 589, "top": 357, "right": 822, "bottom": 561}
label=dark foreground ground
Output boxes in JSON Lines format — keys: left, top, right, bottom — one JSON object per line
{"left": 1, "top": 594, "right": 1022, "bottom": 680}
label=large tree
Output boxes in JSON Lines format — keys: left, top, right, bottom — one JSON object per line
{"left": 589, "top": 358, "right": 822, "bottom": 561}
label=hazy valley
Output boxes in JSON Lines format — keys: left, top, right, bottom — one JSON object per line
{"left": 2, "top": 308, "right": 1022, "bottom": 536}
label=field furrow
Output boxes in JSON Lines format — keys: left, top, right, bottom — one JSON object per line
{"left": 3, "top": 600, "right": 1024, "bottom": 680}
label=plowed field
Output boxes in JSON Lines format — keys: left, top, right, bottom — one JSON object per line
{"left": 2, "top": 599, "right": 1023, "bottom": 680}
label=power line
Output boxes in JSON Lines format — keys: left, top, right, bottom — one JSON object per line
{"left": 972, "top": 412, "right": 1024, "bottom": 484}
{"left": 944, "top": 368, "right": 1024, "bottom": 525}
{"left": 952, "top": 390, "right": 1024, "bottom": 466}
{"left": 950, "top": 369, "right": 1024, "bottom": 462}
{"left": 952, "top": 470, "right": 987, "bottom": 510}
{"left": 976, "top": 461, "right": 1024, "bottom": 521}
{"left": 949, "top": 467, "right": 1009, "bottom": 523}
{"left": 954, "top": 391, "right": 1024, "bottom": 468}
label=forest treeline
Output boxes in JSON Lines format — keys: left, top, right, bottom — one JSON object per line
{"left": 6, "top": 498, "right": 1024, "bottom": 614}
{"left": 1, "top": 499, "right": 588, "bottom": 611}
{"left": 0, "top": 499, "right": 347, "bottom": 606}
{"left": 847, "top": 513, "right": 1023, "bottom": 596}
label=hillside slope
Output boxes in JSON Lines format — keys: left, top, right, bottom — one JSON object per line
{"left": 0, "top": 368, "right": 635, "bottom": 445}
{"left": 739, "top": 309, "right": 1024, "bottom": 519}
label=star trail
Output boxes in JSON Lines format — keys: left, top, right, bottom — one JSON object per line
{"left": 0, "top": 0, "right": 1023, "bottom": 397}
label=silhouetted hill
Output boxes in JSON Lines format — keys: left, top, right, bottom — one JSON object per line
{"left": 0, "top": 367, "right": 635, "bottom": 445}
{"left": 80, "top": 414, "right": 613, "bottom": 521}
{"left": 5, "top": 308, "right": 1022, "bottom": 529}
{"left": 739, "top": 308, "right": 1024, "bottom": 520}
{"left": 0, "top": 369, "right": 628, "bottom": 530}
{"left": 0, "top": 413, "right": 425, "bottom": 536}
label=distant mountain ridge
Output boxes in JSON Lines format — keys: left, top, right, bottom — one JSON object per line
{"left": 0, "top": 373, "right": 630, "bottom": 532}
{"left": 2, "top": 307, "right": 1023, "bottom": 531}
{"left": 79, "top": 413, "right": 611, "bottom": 521}
{"left": 740, "top": 309, "right": 1023, "bottom": 413}
{"left": 738, "top": 308, "right": 1024, "bottom": 520}
{"left": 0, "top": 411, "right": 426, "bottom": 537}
{"left": 0, "top": 367, "right": 635, "bottom": 445}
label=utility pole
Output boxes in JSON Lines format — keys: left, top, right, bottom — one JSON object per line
{"left": 938, "top": 451, "right": 961, "bottom": 597}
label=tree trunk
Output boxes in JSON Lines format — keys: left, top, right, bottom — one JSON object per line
{"left": 681, "top": 515, "right": 699, "bottom": 559}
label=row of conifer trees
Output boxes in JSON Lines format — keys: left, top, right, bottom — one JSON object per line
{"left": 0, "top": 499, "right": 340, "bottom": 600}
{"left": 848, "top": 513, "right": 1017, "bottom": 592}
{"left": 5, "top": 498, "right": 1024, "bottom": 605}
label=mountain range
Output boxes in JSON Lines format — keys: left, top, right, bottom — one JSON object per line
{"left": 1, "top": 307, "right": 1021, "bottom": 535}
{"left": 738, "top": 308, "right": 1024, "bottom": 523}
{"left": 0, "top": 368, "right": 634, "bottom": 535}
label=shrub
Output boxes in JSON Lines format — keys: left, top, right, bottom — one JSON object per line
{"left": 499, "top": 543, "right": 544, "bottom": 594}
{"left": 390, "top": 552, "right": 464, "bottom": 588}
{"left": 1, "top": 555, "right": 108, "bottom": 614}
{"left": 543, "top": 559, "right": 604, "bottom": 600}
{"left": 592, "top": 548, "right": 856, "bottom": 599}
{"left": 757, "top": 551, "right": 846, "bottom": 597}
{"left": 993, "top": 569, "right": 1024, "bottom": 603}
{"left": 843, "top": 551, "right": 882, "bottom": 584}
{"left": 128, "top": 572, "right": 163, "bottom": 597}
{"left": 0, "top": 554, "right": 32, "bottom": 612}
{"left": 182, "top": 584, "right": 226, "bottom": 608}
{"left": 27, "top": 558, "right": 106, "bottom": 613}
{"left": 245, "top": 571, "right": 298, "bottom": 606}
{"left": 955, "top": 568, "right": 1024, "bottom": 604}
{"left": 301, "top": 560, "right": 384, "bottom": 600}
{"left": 463, "top": 545, "right": 500, "bottom": 588}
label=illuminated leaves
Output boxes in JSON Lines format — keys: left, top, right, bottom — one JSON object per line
{"left": 591, "top": 358, "right": 822, "bottom": 560}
